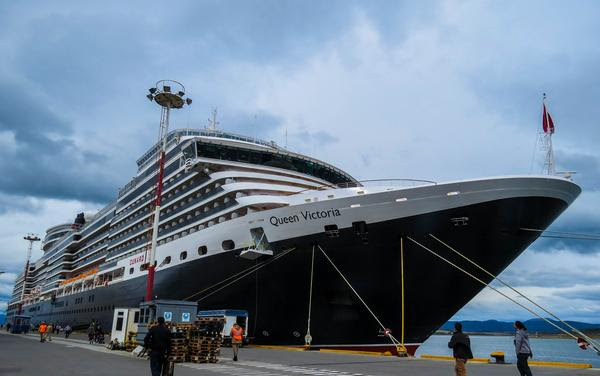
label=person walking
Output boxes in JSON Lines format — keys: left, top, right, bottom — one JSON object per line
{"left": 64, "top": 324, "right": 72, "bottom": 338}
{"left": 448, "top": 322, "right": 473, "bottom": 376}
{"left": 514, "top": 321, "right": 533, "bottom": 376}
{"left": 46, "top": 323, "right": 53, "bottom": 342}
{"left": 88, "top": 322, "right": 96, "bottom": 344}
{"left": 230, "top": 323, "right": 245, "bottom": 361}
{"left": 38, "top": 321, "right": 48, "bottom": 342}
{"left": 144, "top": 317, "right": 171, "bottom": 376}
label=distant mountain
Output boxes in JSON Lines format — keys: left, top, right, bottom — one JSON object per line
{"left": 441, "top": 319, "right": 600, "bottom": 334}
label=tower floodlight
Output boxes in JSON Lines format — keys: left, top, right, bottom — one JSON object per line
{"left": 18, "top": 234, "right": 41, "bottom": 314}
{"left": 144, "top": 80, "right": 192, "bottom": 302}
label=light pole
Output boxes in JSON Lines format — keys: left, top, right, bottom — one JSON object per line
{"left": 18, "top": 234, "right": 40, "bottom": 315}
{"left": 144, "top": 80, "right": 192, "bottom": 302}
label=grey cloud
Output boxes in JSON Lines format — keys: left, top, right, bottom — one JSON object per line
{"left": 530, "top": 210, "right": 600, "bottom": 254}
{"left": 555, "top": 151, "right": 600, "bottom": 191}
{"left": 289, "top": 130, "right": 339, "bottom": 155}
{"left": 215, "top": 110, "right": 284, "bottom": 140}
{"left": 498, "top": 268, "right": 600, "bottom": 289}
{"left": 0, "top": 80, "right": 119, "bottom": 203}
{"left": 0, "top": 193, "right": 43, "bottom": 214}
{"left": 555, "top": 287, "right": 600, "bottom": 302}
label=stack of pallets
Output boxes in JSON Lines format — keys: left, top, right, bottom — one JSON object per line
{"left": 187, "top": 317, "right": 225, "bottom": 363}
{"left": 167, "top": 325, "right": 189, "bottom": 363}
{"left": 124, "top": 331, "right": 138, "bottom": 352}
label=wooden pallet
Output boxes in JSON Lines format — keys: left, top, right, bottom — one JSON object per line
{"left": 168, "top": 355, "right": 187, "bottom": 363}
{"left": 189, "top": 355, "right": 218, "bottom": 363}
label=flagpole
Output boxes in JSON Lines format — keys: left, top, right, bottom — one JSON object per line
{"left": 542, "top": 93, "right": 555, "bottom": 175}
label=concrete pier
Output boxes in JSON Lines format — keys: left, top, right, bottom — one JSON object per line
{"left": 0, "top": 331, "right": 594, "bottom": 376}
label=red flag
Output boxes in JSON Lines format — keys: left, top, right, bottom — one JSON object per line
{"left": 543, "top": 104, "right": 555, "bottom": 134}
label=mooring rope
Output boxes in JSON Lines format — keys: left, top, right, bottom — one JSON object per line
{"left": 183, "top": 247, "right": 296, "bottom": 302}
{"left": 429, "top": 233, "right": 600, "bottom": 351}
{"left": 305, "top": 245, "right": 316, "bottom": 346}
{"left": 406, "top": 236, "right": 581, "bottom": 341}
{"left": 317, "top": 244, "right": 406, "bottom": 354}
{"left": 521, "top": 227, "right": 600, "bottom": 241}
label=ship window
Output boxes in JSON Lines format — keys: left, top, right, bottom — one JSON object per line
{"left": 198, "top": 246, "right": 207, "bottom": 256}
{"left": 129, "top": 267, "right": 134, "bottom": 274}
{"left": 222, "top": 240, "right": 235, "bottom": 251}
{"left": 180, "top": 251, "right": 187, "bottom": 260}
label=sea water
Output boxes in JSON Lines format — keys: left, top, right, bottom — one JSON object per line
{"left": 416, "top": 335, "right": 600, "bottom": 367}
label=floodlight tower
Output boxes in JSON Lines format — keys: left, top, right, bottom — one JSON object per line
{"left": 18, "top": 234, "right": 40, "bottom": 314}
{"left": 144, "top": 80, "right": 192, "bottom": 301}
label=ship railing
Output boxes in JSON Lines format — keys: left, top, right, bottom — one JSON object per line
{"left": 295, "top": 178, "right": 437, "bottom": 195}
{"left": 338, "top": 179, "right": 437, "bottom": 188}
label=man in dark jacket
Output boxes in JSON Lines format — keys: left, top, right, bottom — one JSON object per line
{"left": 448, "top": 322, "right": 473, "bottom": 376}
{"left": 144, "top": 317, "right": 171, "bottom": 376}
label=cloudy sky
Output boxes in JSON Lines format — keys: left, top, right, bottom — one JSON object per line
{"left": 1, "top": 0, "right": 599, "bottom": 324}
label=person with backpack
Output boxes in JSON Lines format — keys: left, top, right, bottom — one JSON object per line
{"left": 448, "top": 322, "right": 473, "bottom": 376}
{"left": 144, "top": 317, "right": 171, "bottom": 376}
{"left": 514, "top": 321, "right": 533, "bottom": 376}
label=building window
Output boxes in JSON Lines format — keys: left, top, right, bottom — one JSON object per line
{"left": 180, "top": 251, "right": 187, "bottom": 260}
{"left": 198, "top": 246, "right": 207, "bottom": 256}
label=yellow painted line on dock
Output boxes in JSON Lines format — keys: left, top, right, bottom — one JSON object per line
{"left": 250, "top": 345, "right": 394, "bottom": 357}
{"left": 318, "top": 349, "right": 391, "bottom": 356}
{"left": 529, "top": 360, "right": 592, "bottom": 369}
{"left": 420, "top": 354, "right": 489, "bottom": 363}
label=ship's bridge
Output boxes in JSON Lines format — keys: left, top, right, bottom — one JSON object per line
{"left": 136, "top": 129, "right": 284, "bottom": 172}
{"left": 180, "top": 132, "right": 357, "bottom": 186}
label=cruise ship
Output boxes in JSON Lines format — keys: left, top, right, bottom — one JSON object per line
{"left": 6, "top": 127, "right": 580, "bottom": 355}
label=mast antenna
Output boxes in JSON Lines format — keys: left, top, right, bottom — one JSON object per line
{"left": 541, "top": 93, "right": 556, "bottom": 175}
{"left": 208, "top": 108, "right": 219, "bottom": 130}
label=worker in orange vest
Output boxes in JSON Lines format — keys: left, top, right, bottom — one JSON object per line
{"left": 38, "top": 321, "right": 48, "bottom": 343}
{"left": 230, "top": 323, "right": 245, "bottom": 361}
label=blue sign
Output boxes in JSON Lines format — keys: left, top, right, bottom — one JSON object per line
{"left": 163, "top": 311, "right": 173, "bottom": 321}
{"left": 182, "top": 312, "right": 190, "bottom": 322}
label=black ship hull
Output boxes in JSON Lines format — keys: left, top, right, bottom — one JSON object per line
{"left": 10, "top": 195, "right": 567, "bottom": 355}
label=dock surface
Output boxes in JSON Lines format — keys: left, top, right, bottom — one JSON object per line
{"left": 0, "top": 331, "right": 595, "bottom": 376}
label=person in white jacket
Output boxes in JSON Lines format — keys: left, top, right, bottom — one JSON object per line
{"left": 514, "top": 321, "right": 533, "bottom": 376}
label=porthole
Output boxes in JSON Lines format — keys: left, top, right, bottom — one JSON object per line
{"left": 180, "top": 251, "right": 187, "bottom": 260}
{"left": 222, "top": 240, "right": 235, "bottom": 250}
{"left": 198, "top": 246, "right": 207, "bottom": 256}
